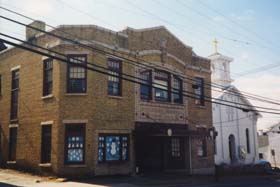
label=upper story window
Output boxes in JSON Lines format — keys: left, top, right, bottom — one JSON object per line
{"left": 10, "top": 69, "right": 19, "bottom": 120}
{"left": 43, "top": 58, "right": 53, "bottom": 96}
{"left": 67, "top": 54, "right": 87, "bottom": 93}
{"left": 194, "top": 77, "right": 205, "bottom": 106}
{"left": 173, "top": 76, "right": 183, "bottom": 103}
{"left": 108, "top": 59, "right": 122, "bottom": 96}
{"left": 154, "top": 70, "right": 170, "bottom": 102}
{"left": 140, "top": 70, "right": 152, "bottom": 100}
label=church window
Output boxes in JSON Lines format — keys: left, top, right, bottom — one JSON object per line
{"left": 246, "top": 128, "right": 250, "bottom": 154}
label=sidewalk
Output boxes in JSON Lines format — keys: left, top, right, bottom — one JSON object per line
{"left": 0, "top": 169, "right": 279, "bottom": 187}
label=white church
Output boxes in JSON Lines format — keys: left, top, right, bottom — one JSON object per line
{"left": 209, "top": 42, "right": 260, "bottom": 165}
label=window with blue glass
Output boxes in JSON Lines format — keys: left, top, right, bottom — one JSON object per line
{"left": 108, "top": 59, "right": 122, "bottom": 96}
{"left": 140, "top": 70, "right": 152, "bottom": 100}
{"left": 65, "top": 124, "right": 85, "bottom": 164}
{"left": 98, "top": 134, "right": 129, "bottom": 162}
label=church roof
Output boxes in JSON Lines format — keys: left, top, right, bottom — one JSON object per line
{"left": 213, "top": 85, "right": 261, "bottom": 116}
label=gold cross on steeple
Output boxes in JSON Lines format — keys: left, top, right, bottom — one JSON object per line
{"left": 213, "top": 38, "right": 218, "bottom": 53}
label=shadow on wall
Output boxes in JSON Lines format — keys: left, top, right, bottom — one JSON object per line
{"left": 0, "top": 183, "right": 23, "bottom": 187}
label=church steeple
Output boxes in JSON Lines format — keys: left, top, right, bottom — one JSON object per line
{"left": 208, "top": 39, "right": 234, "bottom": 88}
{"left": 213, "top": 38, "right": 218, "bottom": 54}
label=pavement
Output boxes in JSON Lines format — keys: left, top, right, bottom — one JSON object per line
{"left": 0, "top": 169, "right": 280, "bottom": 187}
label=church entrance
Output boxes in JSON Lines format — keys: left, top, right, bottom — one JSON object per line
{"left": 228, "top": 134, "right": 236, "bottom": 164}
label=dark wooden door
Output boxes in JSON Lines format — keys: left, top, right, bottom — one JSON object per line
{"left": 8, "top": 127, "right": 17, "bottom": 161}
{"left": 41, "top": 125, "right": 52, "bottom": 163}
{"left": 166, "top": 137, "right": 185, "bottom": 170}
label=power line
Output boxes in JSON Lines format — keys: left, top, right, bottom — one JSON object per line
{"left": 1, "top": 10, "right": 280, "bottom": 107}
{"left": 3, "top": 37, "right": 280, "bottom": 115}
{"left": 1, "top": 6, "right": 278, "bottom": 106}
{"left": 4, "top": 33, "right": 280, "bottom": 113}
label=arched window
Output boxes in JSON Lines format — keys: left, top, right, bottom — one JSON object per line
{"left": 246, "top": 128, "right": 250, "bottom": 153}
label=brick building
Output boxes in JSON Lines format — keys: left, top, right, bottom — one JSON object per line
{"left": 0, "top": 21, "right": 214, "bottom": 176}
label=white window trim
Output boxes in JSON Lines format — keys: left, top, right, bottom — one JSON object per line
{"left": 10, "top": 65, "right": 21, "bottom": 71}
{"left": 40, "top": 121, "right": 54, "bottom": 126}
{"left": 62, "top": 119, "right": 88, "bottom": 124}
{"left": 9, "top": 124, "right": 19, "bottom": 128}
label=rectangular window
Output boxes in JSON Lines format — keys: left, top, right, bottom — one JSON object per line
{"left": 10, "top": 69, "right": 19, "bottom": 120}
{"left": 140, "top": 70, "right": 152, "bottom": 100}
{"left": 67, "top": 54, "right": 87, "bottom": 93}
{"left": 8, "top": 127, "right": 17, "bottom": 161}
{"left": 197, "top": 138, "right": 207, "bottom": 157}
{"left": 173, "top": 76, "right": 183, "bottom": 103}
{"left": 154, "top": 70, "right": 170, "bottom": 102}
{"left": 98, "top": 134, "right": 129, "bottom": 162}
{"left": 0, "top": 74, "right": 2, "bottom": 96}
{"left": 171, "top": 138, "right": 181, "bottom": 158}
{"left": 65, "top": 124, "right": 85, "bottom": 164}
{"left": 194, "top": 77, "right": 205, "bottom": 106}
{"left": 41, "top": 125, "right": 52, "bottom": 163}
{"left": 108, "top": 59, "right": 122, "bottom": 96}
{"left": 43, "top": 58, "right": 53, "bottom": 96}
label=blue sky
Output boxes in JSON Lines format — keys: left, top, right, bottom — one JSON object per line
{"left": 1, "top": 0, "right": 280, "bottom": 129}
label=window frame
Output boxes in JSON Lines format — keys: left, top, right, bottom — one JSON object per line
{"left": 107, "top": 58, "right": 122, "bottom": 96}
{"left": 98, "top": 133, "right": 129, "bottom": 163}
{"left": 197, "top": 138, "right": 207, "bottom": 157}
{"left": 154, "top": 70, "right": 171, "bottom": 102}
{"left": 64, "top": 124, "right": 86, "bottom": 165}
{"left": 43, "top": 58, "right": 53, "bottom": 96}
{"left": 140, "top": 70, "right": 152, "bottom": 101}
{"left": 8, "top": 127, "right": 17, "bottom": 161}
{"left": 66, "top": 54, "right": 87, "bottom": 93}
{"left": 41, "top": 125, "right": 52, "bottom": 164}
{"left": 173, "top": 76, "right": 183, "bottom": 104}
{"left": 10, "top": 69, "right": 19, "bottom": 120}
{"left": 194, "top": 77, "right": 205, "bottom": 106}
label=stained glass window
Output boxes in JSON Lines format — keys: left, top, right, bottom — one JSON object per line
{"left": 65, "top": 124, "right": 85, "bottom": 164}
{"left": 98, "top": 134, "right": 129, "bottom": 162}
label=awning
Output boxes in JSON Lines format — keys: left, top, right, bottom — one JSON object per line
{"left": 134, "top": 122, "right": 213, "bottom": 138}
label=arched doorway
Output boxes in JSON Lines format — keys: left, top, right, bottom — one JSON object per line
{"left": 228, "top": 134, "right": 236, "bottom": 164}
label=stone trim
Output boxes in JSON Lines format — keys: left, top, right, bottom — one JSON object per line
{"left": 9, "top": 124, "right": 19, "bottom": 128}
{"left": 10, "top": 65, "right": 21, "bottom": 71}
{"left": 41, "top": 121, "right": 54, "bottom": 126}
{"left": 187, "top": 65, "right": 211, "bottom": 73}
{"left": 41, "top": 94, "right": 54, "bottom": 100}
{"left": 62, "top": 119, "right": 88, "bottom": 124}
{"left": 39, "top": 163, "right": 52, "bottom": 167}
{"left": 125, "top": 26, "right": 192, "bottom": 49}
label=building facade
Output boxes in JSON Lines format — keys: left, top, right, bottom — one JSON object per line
{"left": 258, "top": 124, "right": 280, "bottom": 167}
{"left": 209, "top": 52, "right": 260, "bottom": 165}
{"left": 0, "top": 21, "right": 214, "bottom": 176}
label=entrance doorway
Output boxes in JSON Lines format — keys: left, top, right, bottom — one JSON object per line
{"left": 136, "top": 136, "right": 187, "bottom": 172}
{"left": 228, "top": 134, "right": 236, "bottom": 163}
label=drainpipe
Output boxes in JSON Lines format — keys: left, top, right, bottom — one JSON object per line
{"left": 189, "top": 136, "right": 192, "bottom": 175}
{"left": 218, "top": 105, "right": 224, "bottom": 161}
